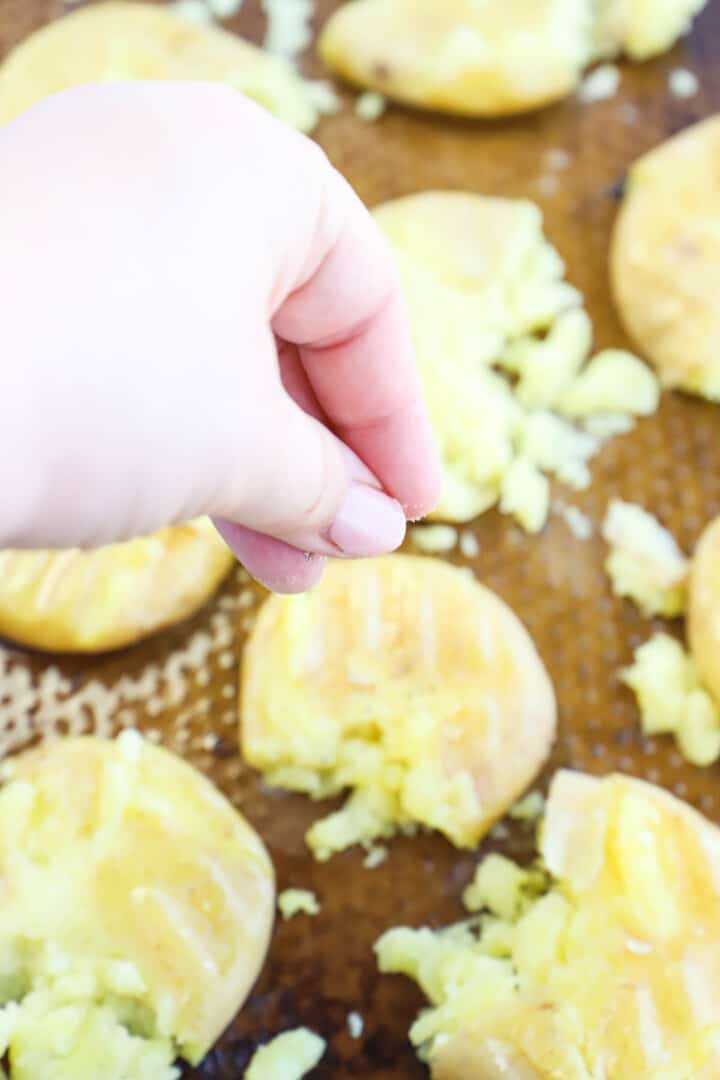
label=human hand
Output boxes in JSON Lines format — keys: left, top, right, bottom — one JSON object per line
{"left": 0, "top": 82, "right": 440, "bottom": 592}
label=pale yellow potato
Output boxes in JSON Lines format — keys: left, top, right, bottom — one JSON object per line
{"left": 378, "top": 770, "right": 720, "bottom": 1080}
{"left": 689, "top": 514, "right": 720, "bottom": 707}
{"left": 241, "top": 556, "right": 556, "bottom": 857}
{"left": 0, "top": 1, "right": 322, "bottom": 132}
{"left": 0, "top": 733, "right": 275, "bottom": 1078}
{"left": 612, "top": 116, "right": 720, "bottom": 400}
{"left": 319, "top": 0, "right": 593, "bottom": 117}
{"left": 593, "top": 0, "right": 709, "bottom": 60}
{"left": 0, "top": 518, "right": 234, "bottom": 653}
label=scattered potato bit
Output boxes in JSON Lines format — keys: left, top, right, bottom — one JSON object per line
{"left": 172, "top": 0, "right": 212, "bottom": 23}
{"left": 410, "top": 525, "right": 458, "bottom": 554}
{"left": 593, "top": 0, "right": 709, "bottom": 60}
{"left": 245, "top": 1028, "right": 326, "bottom": 1080}
{"left": 372, "top": 192, "right": 651, "bottom": 531}
{"left": 377, "top": 770, "right": 720, "bottom": 1077}
{"left": 458, "top": 530, "right": 480, "bottom": 559}
{"left": 363, "top": 844, "right": 389, "bottom": 870}
{"left": 242, "top": 557, "right": 556, "bottom": 858}
{"left": 278, "top": 888, "right": 320, "bottom": 920}
{"left": 557, "top": 349, "right": 659, "bottom": 418}
{"left": 622, "top": 633, "right": 720, "bottom": 766}
{"left": 263, "top": 0, "right": 314, "bottom": 60}
{"left": 347, "top": 1011, "right": 365, "bottom": 1039}
{"left": 207, "top": 0, "right": 245, "bottom": 17}
{"left": 499, "top": 459, "right": 550, "bottom": 535}
{"left": 669, "top": 66, "right": 700, "bottom": 97}
{"left": 603, "top": 499, "right": 689, "bottom": 616}
{"left": 555, "top": 501, "right": 593, "bottom": 540}
{"left": 577, "top": 62, "right": 620, "bottom": 102}
{"left": 355, "top": 89, "right": 387, "bottom": 119}
{"left": 583, "top": 412, "right": 635, "bottom": 438}
{"left": 509, "top": 789, "right": 546, "bottom": 821}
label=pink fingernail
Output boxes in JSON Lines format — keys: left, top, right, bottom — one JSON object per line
{"left": 329, "top": 486, "right": 406, "bottom": 556}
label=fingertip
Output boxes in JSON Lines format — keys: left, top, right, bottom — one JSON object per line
{"left": 214, "top": 519, "right": 326, "bottom": 594}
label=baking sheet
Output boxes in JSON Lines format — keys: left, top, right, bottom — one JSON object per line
{"left": 1, "top": 1, "right": 720, "bottom": 1076}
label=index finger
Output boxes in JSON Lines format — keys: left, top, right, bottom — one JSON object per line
{"left": 272, "top": 178, "right": 441, "bottom": 521}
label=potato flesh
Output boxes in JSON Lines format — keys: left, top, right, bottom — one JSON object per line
{"left": 242, "top": 556, "right": 556, "bottom": 856}
{"left": 377, "top": 771, "right": 720, "bottom": 1079}
{"left": 0, "top": 734, "right": 275, "bottom": 1075}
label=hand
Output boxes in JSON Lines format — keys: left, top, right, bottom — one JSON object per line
{"left": 0, "top": 82, "right": 440, "bottom": 591}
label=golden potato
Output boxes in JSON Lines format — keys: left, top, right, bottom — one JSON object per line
{"left": 612, "top": 116, "right": 720, "bottom": 400}
{"left": 0, "top": 733, "right": 275, "bottom": 1079}
{"left": 241, "top": 556, "right": 556, "bottom": 858}
{"left": 0, "top": 1, "right": 323, "bottom": 132}
{"left": 688, "top": 514, "right": 720, "bottom": 707}
{"left": 319, "top": 0, "right": 592, "bottom": 117}
{"left": 0, "top": 518, "right": 234, "bottom": 653}
{"left": 378, "top": 770, "right": 720, "bottom": 1080}
{"left": 593, "top": 0, "right": 709, "bottom": 60}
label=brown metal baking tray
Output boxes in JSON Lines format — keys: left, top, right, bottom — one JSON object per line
{"left": 1, "top": 1, "right": 720, "bottom": 1076}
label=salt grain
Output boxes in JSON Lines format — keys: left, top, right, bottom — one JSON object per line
{"left": 578, "top": 64, "right": 621, "bottom": 104}
{"left": 669, "top": 67, "right": 699, "bottom": 99}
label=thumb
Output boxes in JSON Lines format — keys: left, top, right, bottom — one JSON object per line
{"left": 213, "top": 363, "right": 407, "bottom": 591}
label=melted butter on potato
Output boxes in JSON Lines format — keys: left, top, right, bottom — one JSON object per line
{"left": 319, "top": 0, "right": 594, "bottom": 117}
{"left": 241, "top": 556, "right": 556, "bottom": 859}
{"left": 0, "top": 1, "right": 326, "bottom": 132}
{"left": 378, "top": 771, "right": 720, "bottom": 1080}
{"left": 0, "top": 733, "right": 274, "bottom": 1078}
{"left": 0, "top": 518, "right": 234, "bottom": 654}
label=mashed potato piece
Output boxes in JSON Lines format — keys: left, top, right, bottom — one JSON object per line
{"left": 373, "top": 192, "right": 658, "bottom": 528}
{"left": 0, "top": 1, "right": 326, "bottom": 132}
{"left": 319, "top": 0, "right": 593, "bottom": 117}
{"left": 622, "top": 633, "right": 720, "bottom": 766}
{"left": 377, "top": 770, "right": 720, "bottom": 1079}
{"left": 602, "top": 500, "right": 689, "bottom": 617}
{"left": 612, "top": 116, "right": 720, "bottom": 400}
{"left": 245, "top": 1028, "right": 326, "bottom": 1080}
{"left": 241, "top": 556, "right": 556, "bottom": 859}
{"left": 0, "top": 733, "right": 275, "bottom": 1078}
{"left": 593, "top": 0, "right": 709, "bottom": 60}
{"left": 277, "top": 889, "right": 320, "bottom": 920}
{"left": 0, "top": 518, "right": 234, "bottom": 653}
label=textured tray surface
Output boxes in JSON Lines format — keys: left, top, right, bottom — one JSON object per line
{"left": 1, "top": 1, "right": 720, "bottom": 1076}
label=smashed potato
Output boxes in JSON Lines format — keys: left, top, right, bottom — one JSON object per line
{"left": 0, "top": 518, "right": 233, "bottom": 653}
{"left": 689, "top": 514, "right": 720, "bottom": 706}
{"left": 0, "top": 733, "right": 274, "bottom": 1079}
{"left": 612, "top": 116, "right": 720, "bottom": 399}
{"left": 241, "top": 556, "right": 556, "bottom": 859}
{"left": 373, "top": 191, "right": 658, "bottom": 527}
{"left": 602, "top": 499, "right": 689, "bottom": 617}
{"left": 319, "top": 0, "right": 593, "bottom": 117}
{"left": 377, "top": 770, "right": 720, "bottom": 1080}
{"left": 593, "top": 0, "right": 709, "bottom": 60}
{"left": 0, "top": 1, "right": 325, "bottom": 132}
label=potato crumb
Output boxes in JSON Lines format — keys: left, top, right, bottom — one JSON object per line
{"left": 669, "top": 67, "right": 699, "bottom": 98}
{"left": 245, "top": 1028, "right": 326, "bottom": 1080}
{"left": 459, "top": 530, "right": 480, "bottom": 559}
{"left": 171, "top": 0, "right": 213, "bottom": 24}
{"left": 603, "top": 500, "right": 689, "bottom": 617}
{"left": 363, "top": 844, "right": 388, "bottom": 870}
{"left": 583, "top": 413, "right": 635, "bottom": 439}
{"left": 410, "top": 524, "right": 458, "bottom": 554}
{"left": 558, "top": 350, "right": 659, "bottom": 419}
{"left": 462, "top": 854, "right": 546, "bottom": 919}
{"left": 262, "top": 0, "right": 313, "bottom": 60}
{"left": 355, "top": 90, "right": 387, "bottom": 120}
{"left": 499, "top": 459, "right": 550, "bottom": 535}
{"left": 509, "top": 790, "right": 546, "bottom": 821}
{"left": 555, "top": 502, "right": 593, "bottom": 541}
{"left": 622, "top": 634, "right": 720, "bottom": 766}
{"left": 347, "top": 1011, "right": 364, "bottom": 1039}
{"left": 277, "top": 888, "right": 320, "bottom": 920}
{"left": 577, "top": 63, "right": 621, "bottom": 103}
{"left": 207, "top": 0, "right": 243, "bottom": 16}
